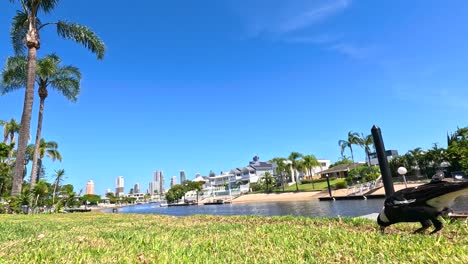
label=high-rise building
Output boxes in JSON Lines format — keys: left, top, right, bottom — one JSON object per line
{"left": 151, "top": 170, "right": 165, "bottom": 195}
{"left": 154, "top": 170, "right": 165, "bottom": 194}
{"left": 180, "top": 170, "right": 186, "bottom": 184}
{"left": 170, "top": 176, "right": 177, "bottom": 188}
{"left": 134, "top": 183, "right": 140, "bottom": 194}
{"left": 115, "top": 176, "right": 124, "bottom": 196}
{"left": 85, "top": 180, "right": 94, "bottom": 195}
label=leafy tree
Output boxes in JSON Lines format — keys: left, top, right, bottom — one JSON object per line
{"left": 329, "top": 157, "right": 353, "bottom": 168}
{"left": 184, "top": 180, "right": 203, "bottom": 192}
{"left": 165, "top": 184, "right": 186, "bottom": 203}
{"left": 59, "top": 183, "right": 77, "bottom": 208}
{"left": 348, "top": 165, "right": 380, "bottom": 184}
{"left": 389, "top": 155, "right": 411, "bottom": 177}
{"left": 81, "top": 194, "right": 102, "bottom": 205}
{"left": 0, "top": 143, "right": 13, "bottom": 197}
{"left": 5, "top": 0, "right": 105, "bottom": 196}
{"left": 446, "top": 127, "right": 468, "bottom": 174}
{"left": 2, "top": 55, "right": 80, "bottom": 190}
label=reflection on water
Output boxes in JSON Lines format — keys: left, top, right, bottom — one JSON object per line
{"left": 109, "top": 196, "right": 468, "bottom": 217}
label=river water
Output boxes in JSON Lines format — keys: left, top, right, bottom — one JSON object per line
{"left": 108, "top": 196, "right": 468, "bottom": 218}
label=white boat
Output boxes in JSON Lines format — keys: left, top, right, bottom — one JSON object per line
{"left": 159, "top": 202, "right": 168, "bottom": 207}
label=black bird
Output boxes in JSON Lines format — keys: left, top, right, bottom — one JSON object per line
{"left": 377, "top": 180, "right": 468, "bottom": 234}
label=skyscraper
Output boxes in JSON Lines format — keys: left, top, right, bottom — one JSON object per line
{"left": 148, "top": 181, "right": 157, "bottom": 195}
{"left": 170, "top": 176, "right": 177, "bottom": 188}
{"left": 153, "top": 170, "right": 165, "bottom": 194}
{"left": 85, "top": 180, "right": 94, "bottom": 195}
{"left": 180, "top": 170, "right": 186, "bottom": 184}
{"left": 134, "top": 183, "right": 140, "bottom": 194}
{"left": 115, "top": 176, "right": 124, "bottom": 196}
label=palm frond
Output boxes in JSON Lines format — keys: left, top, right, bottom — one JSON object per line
{"left": 23, "top": 0, "right": 59, "bottom": 14}
{"left": 36, "top": 55, "right": 59, "bottom": 79}
{"left": 46, "top": 149, "right": 62, "bottom": 162}
{"left": 10, "top": 11, "right": 29, "bottom": 55}
{"left": 1, "top": 55, "right": 28, "bottom": 94}
{"left": 44, "top": 140, "right": 59, "bottom": 149}
{"left": 37, "top": 0, "right": 60, "bottom": 13}
{"left": 56, "top": 21, "right": 105, "bottom": 59}
{"left": 50, "top": 63, "right": 81, "bottom": 102}
{"left": 50, "top": 77, "right": 80, "bottom": 102}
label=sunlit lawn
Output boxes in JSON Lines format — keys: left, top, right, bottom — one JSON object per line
{"left": 272, "top": 179, "right": 339, "bottom": 192}
{"left": 1, "top": 213, "right": 466, "bottom": 263}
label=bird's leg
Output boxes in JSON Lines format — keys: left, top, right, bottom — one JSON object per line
{"left": 413, "top": 220, "right": 432, "bottom": 234}
{"left": 429, "top": 218, "right": 443, "bottom": 235}
{"left": 380, "top": 226, "right": 386, "bottom": 234}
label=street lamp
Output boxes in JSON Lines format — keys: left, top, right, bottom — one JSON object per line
{"left": 325, "top": 174, "right": 333, "bottom": 197}
{"left": 397, "top": 167, "right": 408, "bottom": 188}
{"left": 280, "top": 170, "right": 285, "bottom": 192}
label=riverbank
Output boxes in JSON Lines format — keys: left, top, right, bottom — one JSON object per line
{"left": 231, "top": 191, "right": 321, "bottom": 203}
{"left": 231, "top": 183, "right": 425, "bottom": 204}
{"left": 0, "top": 213, "right": 466, "bottom": 263}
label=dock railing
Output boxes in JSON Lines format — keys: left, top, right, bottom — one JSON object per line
{"left": 346, "top": 177, "right": 383, "bottom": 196}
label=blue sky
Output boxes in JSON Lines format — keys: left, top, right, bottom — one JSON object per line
{"left": 1, "top": 0, "right": 467, "bottom": 195}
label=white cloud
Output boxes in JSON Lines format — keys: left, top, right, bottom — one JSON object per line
{"left": 232, "top": 0, "right": 352, "bottom": 36}
{"left": 276, "top": 0, "right": 352, "bottom": 33}
{"left": 330, "top": 43, "right": 369, "bottom": 59}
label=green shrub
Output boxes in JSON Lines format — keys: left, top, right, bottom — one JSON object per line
{"left": 249, "top": 183, "right": 262, "bottom": 192}
{"left": 334, "top": 179, "right": 348, "bottom": 189}
{"left": 364, "top": 173, "right": 380, "bottom": 182}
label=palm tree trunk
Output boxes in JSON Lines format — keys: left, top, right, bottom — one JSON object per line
{"left": 8, "top": 133, "right": 15, "bottom": 159}
{"left": 12, "top": 45, "right": 38, "bottom": 196}
{"left": 366, "top": 150, "right": 372, "bottom": 166}
{"left": 52, "top": 180, "right": 58, "bottom": 207}
{"left": 30, "top": 92, "right": 47, "bottom": 191}
{"left": 350, "top": 147, "right": 355, "bottom": 163}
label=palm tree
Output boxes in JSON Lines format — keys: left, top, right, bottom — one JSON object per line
{"left": 30, "top": 139, "right": 62, "bottom": 185}
{"left": 0, "top": 119, "right": 21, "bottom": 145}
{"left": 52, "top": 169, "right": 65, "bottom": 208}
{"left": 338, "top": 131, "right": 360, "bottom": 162}
{"left": 262, "top": 172, "right": 275, "bottom": 193}
{"left": 6, "top": 0, "right": 105, "bottom": 196}
{"left": 301, "top": 155, "right": 320, "bottom": 177}
{"left": 269, "top": 157, "right": 288, "bottom": 191}
{"left": 32, "top": 179, "right": 50, "bottom": 208}
{"left": 288, "top": 152, "right": 303, "bottom": 191}
{"left": 358, "top": 133, "right": 374, "bottom": 166}
{"left": 2, "top": 54, "right": 80, "bottom": 190}
{"left": 0, "top": 119, "right": 21, "bottom": 158}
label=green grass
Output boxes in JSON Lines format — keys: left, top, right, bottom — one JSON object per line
{"left": 272, "top": 179, "right": 339, "bottom": 192}
{"left": 0, "top": 213, "right": 467, "bottom": 263}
